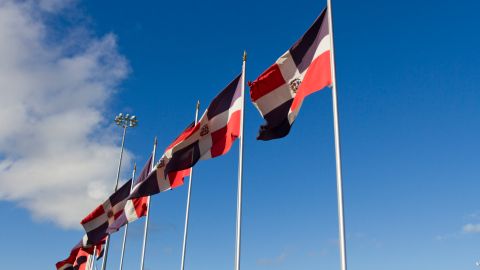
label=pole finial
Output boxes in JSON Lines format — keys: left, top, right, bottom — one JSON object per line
{"left": 134, "top": 162, "right": 137, "bottom": 171}
{"left": 154, "top": 136, "right": 158, "bottom": 146}
{"left": 243, "top": 50, "right": 247, "bottom": 62}
{"left": 196, "top": 100, "right": 200, "bottom": 110}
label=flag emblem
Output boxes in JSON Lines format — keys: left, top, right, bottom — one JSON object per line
{"left": 289, "top": 78, "right": 302, "bottom": 93}
{"left": 200, "top": 125, "right": 209, "bottom": 136}
{"left": 157, "top": 158, "right": 166, "bottom": 168}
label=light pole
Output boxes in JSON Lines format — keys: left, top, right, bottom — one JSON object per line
{"left": 119, "top": 163, "right": 136, "bottom": 270}
{"left": 100, "top": 113, "right": 138, "bottom": 270}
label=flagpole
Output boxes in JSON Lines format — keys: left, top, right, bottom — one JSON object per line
{"left": 90, "top": 246, "right": 97, "bottom": 270}
{"left": 326, "top": 2, "right": 348, "bottom": 270}
{"left": 119, "top": 163, "right": 137, "bottom": 270}
{"left": 234, "top": 51, "right": 247, "bottom": 270}
{"left": 101, "top": 113, "right": 138, "bottom": 270}
{"left": 180, "top": 100, "right": 200, "bottom": 270}
{"left": 140, "top": 137, "right": 157, "bottom": 270}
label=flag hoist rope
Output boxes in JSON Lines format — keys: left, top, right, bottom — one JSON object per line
{"left": 101, "top": 125, "right": 127, "bottom": 270}
{"left": 180, "top": 101, "right": 200, "bottom": 270}
{"left": 140, "top": 137, "right": 157, "bottom": 270}
{"left": 326, "top": 1, "right": 348, "bottom": 270}
{"left": 118, "top": 163, "right": 137, "bottom": 270}
{"left": 234, "top": 51, "right": 247, "bottom": 270}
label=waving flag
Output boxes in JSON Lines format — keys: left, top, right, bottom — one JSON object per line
{"left": 163, "top": 73, "right": 243, "bottom": 174}
{"left": 249, "top": 8, "right": 331, "bottom": 140}
{"left": 72, "top": 249, "right": 93, "bottom": 270}
{"left": 56, "top": 255, "right": 75, "bottom": 270}
{"left": 81, "top": 180, "right": 133, "bottom": 243}
{"left": 106, "top": 156, "right": 153, "bottom": 233}
{"left": 128, "top": 74, "right": 242, "bottom": 199}
{"left": 56, "top": 235, "right": 104, "bottom": 270}
{"left": 127, "top": 126, "right": 194, "bottom": 199}
{"left": 105, "top": 193, "right": 149, "bottom": 234}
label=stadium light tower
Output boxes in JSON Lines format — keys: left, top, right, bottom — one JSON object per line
{"left": 115, "top": 113, "right": 138, "bottom": 128}
{"left": 100, "top": 113, "right": 138, "bottom": 270}
{"left": 112, "top": 113, "right": 137, "bottom": 189}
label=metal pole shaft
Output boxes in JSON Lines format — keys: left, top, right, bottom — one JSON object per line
{"left": 119, "top": 164, "right": 137, "bottom": 270}
{"left": 234, "top": 52, "right": 247, "bottom": 270}
{"left": 100, "top": 237, "right": 111, "bottom": 270}
{"left": 180, "top": 101, "right": 200, "bottom": 270}
{"left": 326, "top": 2, "right": 348, "bottom": 270}
{"left": 101, "top": 125, "right": 128, "bottom": 270}
{"left": 140, "top": 137, "right": 157, "bottom": 270}
{"left": 89, "top": 246, "right": 97, "bottom": 270}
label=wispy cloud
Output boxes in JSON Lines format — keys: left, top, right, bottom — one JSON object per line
{"left": 462, "top": 223, "right": 480, "bottom": 234}
{"left": 307, "top": 248, "right": 328, "bottom": 258}
{"left": 466, "top": 211, "right": 480, "bottom": 220}
{"left": 434, "top": 232, "right": 459, "bottom": 241}
{"left": 435, "top": 212, "right": 480, "bottom": 240}
{"left": 38, "top": 0, "right": 75, "bottom": 12}
{"left": 256, "top": 250, "right": 290, "bottom": 266}
{"left": 0, "top": 0, "right": 131, "bottom": 229}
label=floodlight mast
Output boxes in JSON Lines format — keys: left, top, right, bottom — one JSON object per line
{"left": 100, "top": 113, "right": 138, "bottom": 270}
{"left": 115, "top": 113, "right": 138, "bottom": 128}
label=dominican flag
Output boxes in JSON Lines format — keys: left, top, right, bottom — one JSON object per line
{"left": 72, "top": 249, "right": 93, "bottom": 270}
{"left": 56, "top": 255, "right": 75, "bottom": 270}
{"left": 81, "top": 179, "right": 133, "bottom": 243}
{"left": 127, "top": 129, "right": 193, "bottom": 199}
{"left": 106, "top": 156, "right": 153, "bottom": 233}
{"left": 127, "top": 154, "right": 189, "bottom": 199}
{"left": 249, "top": 8, "right": 332, "bottom": 140}
{"left": 163, "top": 73, "right": 243, "bottom": 175}
{"left": 56, "top": 235, "right": 104, "bottom": 270}
{"left": 128, "top": 73, "right": 242, "bottom": 199}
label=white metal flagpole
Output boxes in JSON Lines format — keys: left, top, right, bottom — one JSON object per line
{"left": 140, "top": 137, "right": 157, "bottom": 270}
{"left": 326, "top": 2, "right": 348, "bottom": 270}
{"left": 234, "top": 51, "right": 247, "bottom": 270}
{"left": 89, "top": 246, "right": 97, "bottom": 270}
{"left": 118, "top": 163, "right": 137, "bottom": 270}
{"left": 180, "top": 101, "right": 200, "bottom": 270}
{"left": 101, "top": 113, "right": 138, "bottom": 270}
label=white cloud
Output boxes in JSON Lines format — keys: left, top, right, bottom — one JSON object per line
{"left": 0, "top": 0, "right": 131, "bottom": 229}
{"left": 38, "top": 0, "right": 75, "bottom": 12}
{"left": 256, "top": 250, "right": 289, "bottom": 266}
{"left": 466, "top": 211, "right": 480, "bottom": 220}
{"left": 462, "top": 223, "right": 480, "bottom": 234}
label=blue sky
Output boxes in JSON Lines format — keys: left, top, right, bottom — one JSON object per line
{"left": 0, "top": 0, "right": 479, "bottom": 269}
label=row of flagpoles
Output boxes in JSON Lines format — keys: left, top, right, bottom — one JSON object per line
{"left": 55, "top": 2, "right": 348, "bottom": 270}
